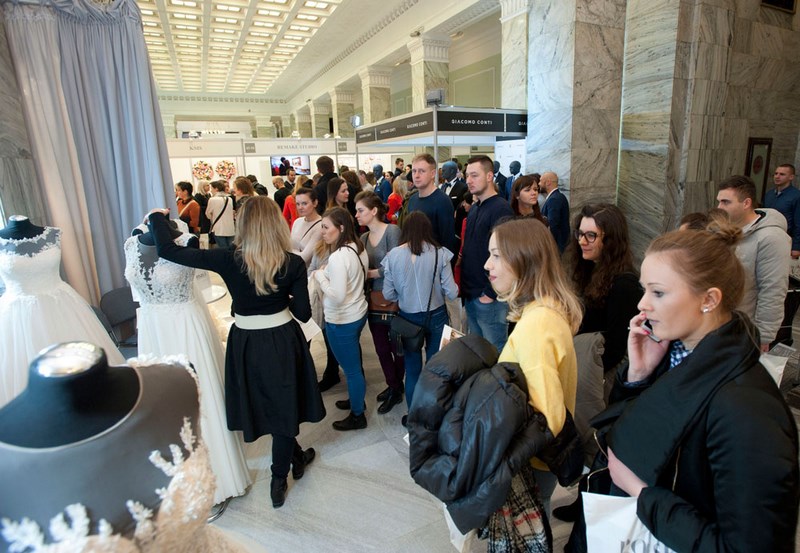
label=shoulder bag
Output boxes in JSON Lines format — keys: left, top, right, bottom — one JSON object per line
{"left": 365, "top": 229, "right": 399, "bottom": 325}
{"left": 208, "top": 197, "right": 229, "bottom": 245}
{"left": 389, "top": 247, "right": 438, "bottom": 356}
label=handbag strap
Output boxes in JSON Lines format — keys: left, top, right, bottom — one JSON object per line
{"left": 300, "top": 218, "right": 321, "bottom": 240}
{"left": 210, "top": 197, "right": 228, "bottom": 231}
{"left": 422, "top": 246, "right": 438, "bottom": 328}
{"left": 344, "top": 245, "right": 367, "bottom": 289}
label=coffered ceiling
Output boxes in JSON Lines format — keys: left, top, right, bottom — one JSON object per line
{"left": 136, "top": 0, "right": 501, "bottom": 106}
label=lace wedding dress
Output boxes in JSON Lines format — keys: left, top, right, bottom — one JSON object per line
{"left": 124, "top": 234, "right": 250, "bottom": 504}
{"left": 0, "top": 357, "right": 259, "bottom": 553}
{"left": 0, "top": 227, "right": 124, "bottom": 407}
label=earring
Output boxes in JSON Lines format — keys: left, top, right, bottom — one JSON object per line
{"left": 702, "top": 307, "right": 710, "bottom": 313}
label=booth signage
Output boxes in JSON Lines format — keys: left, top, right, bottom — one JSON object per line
{"left": 437, "top": 111, "right": 505, "bottom": 133}
{"left": 244, "top": 142, "right": 256, "bottom": 153}
{"left": 375, "top": 112, "right": 434, "bottom": 141}
{"left": 505, "top": 114, "right": 527, "bottom": 133}
{"left": 356, "top": 128, "right": 376, "bottom": 144}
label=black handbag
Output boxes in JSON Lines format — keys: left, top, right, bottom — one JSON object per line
{"left": 389, "top": 248, "right": 438, "bottom": 357}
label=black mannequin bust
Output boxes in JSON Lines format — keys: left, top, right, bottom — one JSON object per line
{"left": 0, "top": 342, "right": 139, "bottom": 447}
{"left": 0, "top": 215, "right": 45, "bottom": 240}
{"left": 132, "top": 220, "right": 197, "bottom": 270}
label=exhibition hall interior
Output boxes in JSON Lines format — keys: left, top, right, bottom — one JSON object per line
{"left": 1, "top": 0, "right": 800, "bottom": 551}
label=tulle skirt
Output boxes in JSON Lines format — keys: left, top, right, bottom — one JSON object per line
{"left": 0, "top": 281, "right": 125, "bottom": 408}
{"left": 137, "top": 298, "right": 251, "bottom": 504}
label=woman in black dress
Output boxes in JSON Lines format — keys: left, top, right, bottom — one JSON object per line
{"left": 147, "top": 196, "right": 325, "bottom": 509}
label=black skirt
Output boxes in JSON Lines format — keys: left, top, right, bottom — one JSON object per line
{"left": 224, "top": 319, "right": 326, "bottom": 442}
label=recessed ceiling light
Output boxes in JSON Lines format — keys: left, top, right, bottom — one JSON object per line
{"left": 296, "top": 14, "right": 319, "bottom": 21}
{"left": 289, "top": 24, "right": 309, "bottom": 31}
{"left": 174, "top": 24, "right": 199, "bottom": 30}
{"left": 140, "top": 9, "right": 154, "bottom": 15}
{"left": 214, "top": 17, "right": 238, "bottom": 24}
{"left": 142, "top": 21, "right": 157, "bottom": 27}
{"left": 304, "top": 1, "right": 328, "bottom": 9}
{"left": 171, "top": 0, "right": 197, "bottom": 6}
{"left": 172, "top": 12, "right": 197, "bottom": 19}
{"left": 216, "top": 4, "right": 241, "bottom": 12}
{"left": 257, "top": 9, "right": 281, "bottom": 16}
{"left": 253, "top": 21, "right": 276, "bottom": 27}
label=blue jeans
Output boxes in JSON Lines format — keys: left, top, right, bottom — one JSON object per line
{"left": 214, "top": 235, "right": 234, "bottom": 250}
{"left": 400, "top": 305, "right": 448, "bottom": 408}
{"left": 465, "top": 297, "right": 509, "bottom": 353}
{"left": 325, "top": 316, "right": 367, "bottom": 416}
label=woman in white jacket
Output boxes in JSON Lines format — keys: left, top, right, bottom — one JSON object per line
{"left": 313, "top": 207, "right": 370, "bottom": 431}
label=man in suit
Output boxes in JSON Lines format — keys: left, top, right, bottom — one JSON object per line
{"left": 493, "top": 160, "right": 507, "bottom": 197}
{"left": 284, "top": 169, "right": 297, "bottom": 192}
{"left": 313, "top": 156, "right": 338, "bottom": 214}
{"left": 540, "top": 171, "right": 570, "bottom": 253}
{"left": 440, "top": 160, "right": 467, "bottom": 209}
{"left": 393, "top": 157, "right": 404, "bottom": 179}
{"left": 503, "top": 160, "right": 522, "bottom": 200}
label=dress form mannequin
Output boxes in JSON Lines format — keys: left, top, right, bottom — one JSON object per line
{"left": 0, "top": 342, "right": 138, "bottom": 447}
{"left": 0, "top": 215, "right": 45, "bottom": 239}
{"left": 0, "top": 342, "right": 200, "bottom": 544}
{"left": 134, "top": 223, "right": 193, "bottom": 275}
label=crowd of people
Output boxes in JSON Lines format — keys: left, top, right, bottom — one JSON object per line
{"left": 163, "top": 158, "right": 800, "bottom": 551}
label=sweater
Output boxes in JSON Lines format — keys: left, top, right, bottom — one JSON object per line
{"left": 290, "top": 216, "right": 322, "bottom": 266}
{"left": 404, "top": 189, "right": 457, "bottom": 254}
{"left": 461, "top": 194, "right": 514, "bottom": 300}
{"left": 314, "top": 242, "right": 368, "bottom": 324}
{"left": 362, "top": 224, "right": 400, "bottom": 291}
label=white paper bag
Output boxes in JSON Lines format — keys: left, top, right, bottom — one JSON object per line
{"left": 760, "top": 352, "right": 788, "bottom": 386}
{"left": 442, "top": 504, "right": 477, "bottom": 553}
{"left": 583, "top": 492, "right": 676, "bottom": 553}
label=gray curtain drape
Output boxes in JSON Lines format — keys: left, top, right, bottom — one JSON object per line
{"left": 3, "top": 0, "right": 173, "bottom": 303}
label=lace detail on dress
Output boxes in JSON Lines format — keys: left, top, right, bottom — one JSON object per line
{"left": 0, "top": 227, "right": 60, "bottom": 257}
{"left": 0, "top": 417, "right": 240, "bottom": 553}
{"left": 124, "top": 234, "right": 196, "bottom": 306}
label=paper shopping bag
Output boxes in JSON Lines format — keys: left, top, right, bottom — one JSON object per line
{"left": 583, "top": 492, "right": 676, "bottom": 553}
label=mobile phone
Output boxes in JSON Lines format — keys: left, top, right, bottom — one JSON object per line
{"left": 641, "top": 320, "right": 662, "bottom": 343}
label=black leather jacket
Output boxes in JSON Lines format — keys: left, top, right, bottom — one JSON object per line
{"left": 408, "top": 335, "right": 554, "bottom": 533}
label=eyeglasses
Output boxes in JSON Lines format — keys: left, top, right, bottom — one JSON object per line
{"left": 574, "top": 230, "right": 601, "bottom": 243}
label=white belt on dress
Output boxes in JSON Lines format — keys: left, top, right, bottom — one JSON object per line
{"left": 234, "top": 308, "right": 292, "bottom": 330}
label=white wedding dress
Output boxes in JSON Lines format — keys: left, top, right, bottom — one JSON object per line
{"left": 124, "top": 234, "right": 250, "bottom": 504}
{"left": 0, "top": 227, "right": 125, "bottom": 407}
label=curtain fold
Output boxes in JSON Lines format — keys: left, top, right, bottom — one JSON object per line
{"left": 3, "top": 0, "right": 173, "bottom": 303}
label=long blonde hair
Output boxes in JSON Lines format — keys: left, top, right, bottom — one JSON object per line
{"left": 234, "top": 196, "right": 291, "bottom": 295}
{"left": 492, "top": 218, "right": 583, "bottom": 332}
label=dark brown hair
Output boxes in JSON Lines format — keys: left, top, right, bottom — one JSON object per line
{"left": 316, "top": 155, "right": 335, "bottom": 174}
{"left": 354, "top": 190, "right": 387, "bottom": 220}
{"left": 323, "top": 206, "right": 363, "bottom": 254}
{"left": 568, "top": 203, "right": 635, "bottom": 303}
{"left": 234, "top": 176, "right": 254, "bottom": 195}
{"left": 718, "top": 174, "right": 757, "bottom": 203}
{"left": 510, "top": 173, "right": 545, "bottom": 224}
{"left": 400, "top": 211, "right": 439, "bottom": 255}
{"left": 326, "top": 177, "right": 347, "bottom": 209}
{"left": 466, "top": 155, "right": 493, "bottom": 174}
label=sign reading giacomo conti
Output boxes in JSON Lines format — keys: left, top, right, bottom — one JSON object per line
{"left": 375, "top": 112, "right": 434, "bottom": 141}
{"left": 437, "top": 111, "right": 506, "bottom": 133}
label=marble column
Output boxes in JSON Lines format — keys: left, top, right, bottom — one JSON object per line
{"left": 526, "top": 0, "right": 626, "bottom": 209}
{"left": 255, "top": 116, "right": 272, "bottom": 138}
{"left": 308, "top": 100, "right": 331, "bottom": 138}
{"left": 500, "top": 0, "right": 529, "bottom": 109}
{"left": 0, "top": 18, "right": 45, "bottom": 223}
{"left": 408, "top": 34, "right": 450, "bottom": 112}
{"left": 329, "top": 87, "right": 355, "bottom": 138}
{"left": 359, "top": 66, "right": 392, "bottom": 124}
{"left": 293, "top": 109, "right": 312, "bottom": 139}
{"left": 281, "top": 115, "right": 293, "bottom": 137}
{"left": 161, "top": 113, "right": 177, "bottom": 139}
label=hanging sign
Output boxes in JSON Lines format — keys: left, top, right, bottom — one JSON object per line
{"left": 437, "top": 111, "right": 505, "bottom": 133}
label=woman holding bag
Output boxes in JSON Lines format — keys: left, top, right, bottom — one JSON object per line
{"left": 313, "top": 207, "right": 370, "bottom": 431}
{"left": 587, "top": 222, "right": 799, "bottom": 552}
{"left": 355, "top": 191, "right": 405, "bottom": 415}
{"left": 382, "top": 211, "right": 458, "bottom": 425}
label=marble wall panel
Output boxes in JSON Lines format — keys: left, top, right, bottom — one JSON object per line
{"left": 529, "top": 0, "right": 577, "bottom": 36}
{"left": 753, "top": 58, "right": 785, "bottom": 89}
{"left": 781, "top": 27, "right": 800, "bottom": 60}
{"left": 751, "top": 21, "right": 785, "bottom": 57}
{"left": 525, "top": 147, "right": 572, "bottom": 179}
{"left": 0, "top": 157, "right": 45, "bottom": 223}
{"left": 527, "top": 108, "right": 573, "bottom": 151}
{"left": 687, "top": 114, "right": 724, "bottom": 150}
{"left": 529, "top": 24, "right": 575, "bottom": 76}
{"left": 698, "top": 4, "right": 735, "bottom": 45}
{"left": 711, "top": 148, "right": 743, "bottom": 181}
{"left": 682, "top": 179, "right": 718, "bottom": 214}
{"left": 574, "top": 22, "right": 624, "bottom": 71}
{"left": 734, "top": 0, "right": 759, "bottom": 20}
{"left": 528, "top": 66, "right": 575, "bottom": 114}
{"left": 363, "top": 87, "right": 391, "bottom": 124}
{"left": 697, "top": 0, "right": 735, "bottom": 10}
{"left": 722, "top": 117, "right": 749, "bottom": 147}
{"left": 757, "top": 5, "right": 795, "bottom": 28}
{"left": 694, "top": 42, "right": 732, "bottom": 82}
{"left": 575, "top": 0, "right": 627, "bottom": 29}
{"left": 731, "top": 17, "right": 753, "bottom": 54}
{"left": 501, "top": 13, "right": 528, "bottom": 109}
{"left": 620, "top": 112, "right": 672, "bottom": 144}
{"left": 728, "top": 52, "right": 760, "bottom": 86}
{"left": 297, "top": 121, "right": 313, "bottom": 138}
{"left": 569, "top": 147, "right": 619, "bottom": 205}
{"left": 574, "top": 62, "right": 623, "bottom": 110}
{"left": 412, "top": 61, "right": 448, "bottom": 112}
{"left": 689, "top": 79, "right": 728, "bottom": 115}
{"left": 685, "top": 147, "right": 715, "bottom": 181}
{"left": 572, "top": 107, "right": 620, "bottom": 149}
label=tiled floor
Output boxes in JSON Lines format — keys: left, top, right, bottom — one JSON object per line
{"left": 204, "top": 275, "right": 800, "bottom": 552}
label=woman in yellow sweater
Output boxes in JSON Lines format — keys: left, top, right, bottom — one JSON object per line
{"left": 485, "top": 217, "right": 582, "bottom": 516}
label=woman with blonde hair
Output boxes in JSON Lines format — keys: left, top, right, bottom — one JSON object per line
{"left": 146, "top": 196, "right": 325, "bottom": 509}
{"left": 485, "top": 217, "right": 582, "bottom": 522}
{"left": 387, "top": 175, "right": 406, "bottom": 223}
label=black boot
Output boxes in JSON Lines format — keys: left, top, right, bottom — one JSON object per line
{"left": 318, "top": 370, "right": 341, "bottom": 392}
{"left": 377, "top": 388, "right": 403, "bottom": 414}
{"left": 376, "top": 386, "right": 392, "bottom": 401}
{"left": 553, "top": 497, "right": 581, "bottom": 522}
{"left": 335, "top": 399, "right": 351, "bottom": 410}
{"left": 270, "top": 476, "right": 288, "bottom": 508}
{"left": 291, "top": 448, "right": 316, "bottom": 480}
{"left": 332, "top": 412, "right": 367, "bottom": 431}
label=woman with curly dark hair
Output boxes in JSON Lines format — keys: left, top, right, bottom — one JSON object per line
{"left": 569, "top": 203, "right": 641, "bottom": 372}
{"left": 510, "top": 173, "right": 546, "bottom": 225}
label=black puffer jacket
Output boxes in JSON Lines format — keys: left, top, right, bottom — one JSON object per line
{"left": 408, "top": 335, "right": 553, "bottom": 533}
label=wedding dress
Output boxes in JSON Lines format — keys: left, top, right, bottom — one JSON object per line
{"left": 123, "top": 234, "right": 250, "bottom": 504}
{"left": 0, "top": 227, "right": 124, "bottom": 407}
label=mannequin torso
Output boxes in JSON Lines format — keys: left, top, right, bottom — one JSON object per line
{"left": 0, "top": 216, "right": 45, "bottom": 240}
